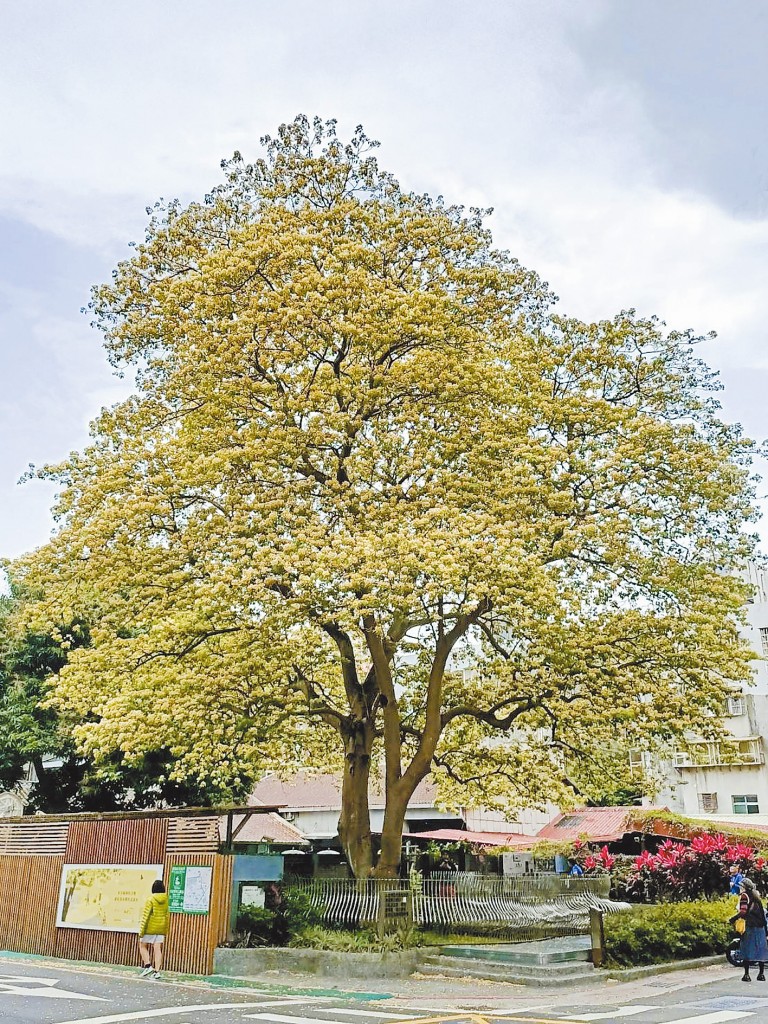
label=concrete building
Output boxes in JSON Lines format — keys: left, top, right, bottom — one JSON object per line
{"left": 652, "top": 563, "right": 768, "bottom": 823}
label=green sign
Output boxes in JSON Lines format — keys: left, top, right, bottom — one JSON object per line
{"left": 168, "top": 865, "right": 212, "bottom": 915}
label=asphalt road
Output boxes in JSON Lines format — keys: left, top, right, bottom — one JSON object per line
{"left": 3, "top": 958, "right": 768, "bottom": 1024}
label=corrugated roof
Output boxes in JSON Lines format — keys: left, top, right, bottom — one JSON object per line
{"left": 404, "top": 828, "right": 534, "bottom": 848}
{"left": 536, "top": 806, "right": 662, "bottom": 843}
{"left": 218, "top": 811, "right": 309, "bottom": 846}
{"left": 250, "top": 771, "right": 438, "bottom": 810}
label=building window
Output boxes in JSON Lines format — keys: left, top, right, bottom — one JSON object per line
{"left": 732, "top": 794, "right": 760, "bottom": 815}
{"left": 760, "top": 627, "right": 768, "bottom": 657}
{"left": 629, "top": 749, "right": 652, "bottom": 772}
{"left": 728, "top": 695, "right": 745, "bottom": 716}
{"left": 699, "top": 793, "right": 718, "bottom": 813}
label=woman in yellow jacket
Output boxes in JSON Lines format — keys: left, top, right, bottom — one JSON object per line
{"left": 138, "top": 880, "right": 169, "bottom": 979}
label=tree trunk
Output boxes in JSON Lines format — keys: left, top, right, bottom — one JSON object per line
{"left": 372, "top": 785, "right": 410, "bottom": 878}
{"left": 338, "top": 730, "right": 374, "bottom": 878}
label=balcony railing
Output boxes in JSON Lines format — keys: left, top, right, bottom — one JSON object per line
{"left": 673, "top": 739, "right": 765, "bottom": 768}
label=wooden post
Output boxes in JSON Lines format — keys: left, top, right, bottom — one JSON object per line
{"left": 589, "top": 908, "right": 605, "bottom": 967}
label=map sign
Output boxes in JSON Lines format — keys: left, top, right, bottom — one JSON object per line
{"left": 168, "top": 865, "right": 212, "bottom": 915}
{"left": 56, "top": 864, "right": 164, "bottom": 932}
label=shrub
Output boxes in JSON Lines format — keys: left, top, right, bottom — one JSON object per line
{"left": 234, "top": 905, "right": 277, "bottom": 946}
{"left": 604, "top": 898, "right": 734, "bottom": 966}
{"left": 289, "top": 925, "right": 419, "bottom": 952}
{"left": 626, "top": 835, "right": 768, "bottom": 902}
{"left": 230, "top": 887, "right": 324, "bottom": 948}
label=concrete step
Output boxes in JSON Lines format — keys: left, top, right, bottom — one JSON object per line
{"left": 419, "top": 954, "right": 598, "bottom": 987}
{"left": 440, "top": 936, "right": 592, "bottom": 966}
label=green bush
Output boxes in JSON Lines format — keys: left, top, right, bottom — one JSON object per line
{"left": 604, "top": 898, "right": 734, "bottom": 967}
{"left": 290, "top": 925, "right": 419, "bottom": 953}
{"left": 231, "top": 888, "right": 325, "bottom": 948}
{"left": 235, "top": 905, "right": 277, "bottom": 946}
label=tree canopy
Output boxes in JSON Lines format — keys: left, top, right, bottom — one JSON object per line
{"left": 0, "top": 590, "right": 231, "bottom": 812}
{"left": 12, "top": 115, "right": 760, "bottom": 875}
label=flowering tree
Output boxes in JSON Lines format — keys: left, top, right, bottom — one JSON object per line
{"left": 12, "top": 115, "right": 760, "bottom": 878}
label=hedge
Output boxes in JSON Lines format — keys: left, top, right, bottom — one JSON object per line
{"left": 604, "top": 898, "right": 734, "bottom": 966}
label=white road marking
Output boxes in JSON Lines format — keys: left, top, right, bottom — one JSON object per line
{"left": 366, "top": 1009, "right": 473, "bottom": 1017}
{"left": 317, "top": 1011, "right": 419, "bottom": 1019}
{"left": 561, "top": 1008, "right": 661, "bottom": 1021}
{"left": 0, "top": 975, "right": 105, "bottom": 1000}
{"left": 245, "top": 1016, "right": 358, "bottom": 1024}
{"left": 54, "top": 1002, "right": 270, "bottom": 1024}
{"left": 647, "top": 1014, "right": 754, "bottom": 1024}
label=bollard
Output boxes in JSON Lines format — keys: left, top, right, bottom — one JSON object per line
{"left": 589, "top": 908, "right": 605, "bottom": 967}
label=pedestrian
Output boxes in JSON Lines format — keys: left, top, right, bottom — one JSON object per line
{"left": 138, "top": 879, "right": 169, "bottom": 980}
{"left": 729, "top": 863, "right": 745, "bottom": 895}
{"left": 730, "top": 878, "right": 768, "bottom": 982}
{"left": 568, "top": 858, "right": 584, "bottom": 877}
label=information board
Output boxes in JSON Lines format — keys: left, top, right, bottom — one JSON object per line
{"left": 56, "top": 864, "right": 164, "bottom": 932}
{"left": 168, "top": 865, "right": 212, "bottom": 915}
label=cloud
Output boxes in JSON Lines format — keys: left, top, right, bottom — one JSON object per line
{"left": 1, "top": 0, "right": 766, "bottom": 552}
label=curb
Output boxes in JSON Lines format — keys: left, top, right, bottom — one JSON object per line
{"left": 603, "top": 955, "right": 728, "bottom": 981}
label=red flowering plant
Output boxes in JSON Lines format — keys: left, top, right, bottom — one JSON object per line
{"left": 624, "top": 832, "right": 768, "bottom": 902}
{"left": 563, "top": 840, "right": 617, "bottom": 875}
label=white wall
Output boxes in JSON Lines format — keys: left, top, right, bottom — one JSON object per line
{"left": 654, "top": 565, "right": 768, "bottom": 819}
{"left": 742, "top": 563, "right": 768, "bottom": 695}
{"left": 661, "top": 693, "right": 768, "bottom": 818}
{"left": 463, "top": 805, "right": 558, "bottom": 835}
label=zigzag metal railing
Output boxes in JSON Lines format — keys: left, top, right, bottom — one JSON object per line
{"left": 286, "top": 872, "right": 628, "bottom": 939}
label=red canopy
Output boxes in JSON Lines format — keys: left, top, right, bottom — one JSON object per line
{"left": 404, "top": 828, "right": 534, "bottom": 848}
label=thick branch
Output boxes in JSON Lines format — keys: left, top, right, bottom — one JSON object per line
{"left": 362, "top": 614, "right": 401, "bottom": 788}
{"left": 403, "top": 596, "right": 491, "bottom": 788}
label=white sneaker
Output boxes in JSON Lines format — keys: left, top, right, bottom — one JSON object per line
{"left": 151, "top": 972, "right": 161, "bottom": 980}
{"left": 140, "top": 966, "right": 153, "bottom": 978}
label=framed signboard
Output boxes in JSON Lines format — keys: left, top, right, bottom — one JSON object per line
{"left": 168, "top": 865, "right": 212, "bottom": 915}
{"left": 56, "top": 864, "right": 164, "bottom": 933}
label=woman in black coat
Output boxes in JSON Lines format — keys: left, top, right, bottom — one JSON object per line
{"left": 731, "top": 878, "right": 768, "bottom": 982}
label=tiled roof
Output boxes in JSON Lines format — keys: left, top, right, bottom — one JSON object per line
{"left": 536, "top": 806, "right": 663, "bottom": 843}
{"left": 250, "top": 771, "right": 438, "bottom": 810}
{"left": 218, "top": 811, "right": 309, "bottom": 846}
{"left": 404, "top": 828, "right": 534, "bottom": 849}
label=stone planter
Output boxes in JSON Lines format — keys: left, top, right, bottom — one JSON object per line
{"left": 214, "top": 945, "right": 427, "bottom": 979}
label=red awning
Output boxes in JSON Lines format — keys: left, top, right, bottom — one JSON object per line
{"left": 404, "top": 828, "right": 534, "bottom": 849}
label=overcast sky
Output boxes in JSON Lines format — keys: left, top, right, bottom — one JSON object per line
{"left": 1, "top": 0, "right": 767, "bottom": 560}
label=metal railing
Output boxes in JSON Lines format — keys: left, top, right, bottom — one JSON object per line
{"left": 286, "top": 872, "right": 625, "bottom": 941}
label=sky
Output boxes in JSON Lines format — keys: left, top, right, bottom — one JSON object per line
{"left": 1, "top": 0, "right": 767, "bottom": 560}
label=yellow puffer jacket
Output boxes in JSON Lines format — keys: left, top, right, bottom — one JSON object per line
{"left": 139, "top": 892, "right": 169, "bottom": 936}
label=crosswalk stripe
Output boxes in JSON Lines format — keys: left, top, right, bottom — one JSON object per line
{"left": 645, "top": 1014, "right": 753, "bottom": 1024}
{"left": 375, "top": 1010, "right": 474, "bottom": 1017}
{"left": 562, "top": 1008, "right": 661, "bottom": 1021}
{"left": 317, "top": 1011, "right": 419, "bottom": 1019}
{"left": 244, "top": 1016, "right": 376, "bottom": 1024}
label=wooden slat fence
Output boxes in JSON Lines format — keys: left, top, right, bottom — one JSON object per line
{"left": 65, "top": 818, "right": 168, "bottom": 864}
{"left": 163, "top": 853, "right": 233, "bottom": 975}
{"left": 0, "top": 820, "right": 69, "bottom": 856}
{"left": 0, "top": 855, "right": 62, "bottom": 956}
{"left": 167, "top": 816, "right": 219, "bottom": 854}
{"left": 0, "top": 814, "right": 234, "bottom": 975}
